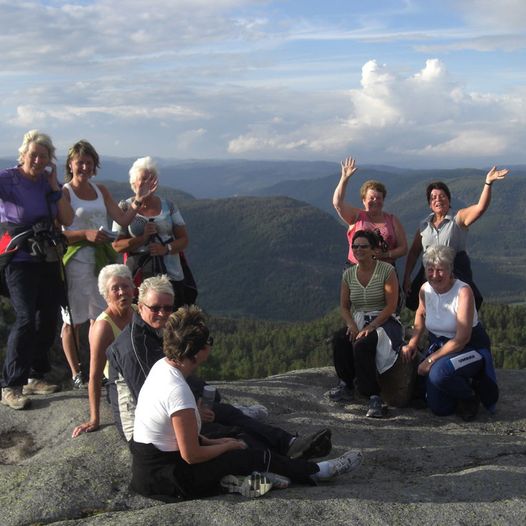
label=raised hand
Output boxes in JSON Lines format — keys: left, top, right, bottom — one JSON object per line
{"left": 485, "top": 166, "right": 509, "bottom": 185}
{"left": 340, "top": 156, "right": 358, "bottom": 180}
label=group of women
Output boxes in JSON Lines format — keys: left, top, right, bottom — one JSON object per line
{"left": 0, "top": 130, "right": 188, "bottom": 416}
{"left": 0, "top": 129, "right": 508, "bottom": 500}
{"left": 331, "top": 155, "right": 507, "bottom": 420}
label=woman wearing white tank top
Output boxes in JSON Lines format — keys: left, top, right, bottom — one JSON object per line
{"left": 60, "top": 140, "right": 157, "bottom": 388}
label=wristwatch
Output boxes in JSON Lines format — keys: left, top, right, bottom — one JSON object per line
{"left": 165, "top": 243, "right": 172, "bottom": 255}
{"left": 132, "top": 198, "right": 143, "bottom": 209}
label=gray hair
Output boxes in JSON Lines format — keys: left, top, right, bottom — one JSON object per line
{"left": 98, "top": 264, "right": 133, "bottom": 300}
{"left": 138, "top": 275, "right": 174, "bottom": 304}
{"left": 423, "top": 245, "right": 455, "bottom": 274}
{"left": 18, "top": 129, "right": 56, "bottom": 163}
{"left": 129, "top": 156, "right": 158, "bottom": 188}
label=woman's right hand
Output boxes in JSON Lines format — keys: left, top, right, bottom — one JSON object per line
{"left": 72, "top": 420, "right": 99, "bottom": 438}
{"left": 340, "top": 156, "right": 358, "bottom": 180}
{"left": 346, "top": 324, "right": 359, "bottom": 342}
{"left": 400, "top": 343, "right": 418, "bottom": 363}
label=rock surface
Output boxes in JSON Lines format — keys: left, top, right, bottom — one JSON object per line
{"left": 1, "top": 367, "right": 525, "bottom": 526}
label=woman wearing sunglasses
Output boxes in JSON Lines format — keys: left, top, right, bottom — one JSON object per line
{"left": 72, "top": 264, "right": 137, "bottom": 437}
{"left": 329, "top": 230, "right": 403, "bottom": 417}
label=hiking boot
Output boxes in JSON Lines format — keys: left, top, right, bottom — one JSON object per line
{"left": 72, "top": 372, "right": 87, "bottom": 390}
{"left": 220, "top": 472, "right": 273, "bottom": 498}
{"left": 287, "top": 428, "right": 332, "bottom": 460}
{"left": 313, "top": 450, "right": 363, "bottom": 481}
{"left": 327, "top": 381, "right": 354, "bottom": 403}
{"left": 366, "top": 395, "right": 387, "bottom": 418}
{"left": 1, "top": 387, "right": 31, "bottom": 410}
{"left": 457, "top": 395, "right": 479, "bottom": 422}
{"left": 22, "top": 378, "right": 60, "bottom": 395}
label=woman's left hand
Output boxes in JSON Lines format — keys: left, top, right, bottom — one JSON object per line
{"left": 356, "top": 323, "right": 376, "bottom": 340}
{"left": 486, "top": 166, "right": 509, "bottom": 184}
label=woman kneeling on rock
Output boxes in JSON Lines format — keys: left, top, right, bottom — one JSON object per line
{"left": 401, "top": 245, "right": 498, "bottom": 420}
{"left": 130, "top": 305, "right": 363, "bottom": 500}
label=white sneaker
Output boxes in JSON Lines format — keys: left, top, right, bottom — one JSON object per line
{"left": 314, "top": 450, "right": 363, "bottom": 481}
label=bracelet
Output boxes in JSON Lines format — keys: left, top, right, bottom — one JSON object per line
{"left": 427, "top": 357, "right": 434, "bottom": 364}
{"left": 485, "top": 181, "right": 492, "bottom": 186}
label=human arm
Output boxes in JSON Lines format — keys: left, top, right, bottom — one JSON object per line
{"left": 112, "top": 220, "right": 158, "bottom": 253}
{"left": 340, "top": 278, "right": 359, "bottom": 341}
{"left": 48, "top": 163, "right": 74, "bottom": 226}
{"left": 456, "top": 166, "right": 509, "bottom": 228}
{"left": 403, "top": 230, "right": 423, "bottom": 294}
{"left": 72, "top": 320, "right": 115, "bottom": 437}
{"left": 172, "top": 409, "right": 246, "bottom": 464}
{"left": 417, "top": 285, "right": 475, "bottom": 376}
{"left": 98, "top": 177, "right": 158, "bottom": 228}
{"left": 147, "top": 224, "right": 189, "bottom": 257}
{"left": 401, "top": 287, "right": 426, "bottom": 363}
{"left": 332, "top": 156, "right": 361, "bottom": 225}
{"left": 356, "top": 268, "right": 398, "bottom": 339}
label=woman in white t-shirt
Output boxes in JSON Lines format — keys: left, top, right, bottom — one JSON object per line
{"left": 401, "top": 245, "right": 498, "bottom": 421}
{"left": 131, "top": 306, "right": 363, "bottom": 500}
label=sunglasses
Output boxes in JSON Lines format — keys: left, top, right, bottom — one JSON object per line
{"left": 142, "top": 303, "right": 174, "bottom": 314}
{"left": 351, "top": 244, "right": 371, "bottom": 250}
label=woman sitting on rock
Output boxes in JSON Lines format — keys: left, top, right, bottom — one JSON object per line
{"left": 130, "top": 305, "right": 363, "bottom": 500}
{"left": 401, "top": 245, "right": 498, "bottom": 420}
{"left": 72, "top": 264, "right": 136, "bottom": 437}
{"left": 329, "top": 230, "right": 403, "bottom": 417}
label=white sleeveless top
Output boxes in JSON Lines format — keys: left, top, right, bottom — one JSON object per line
{"left": 63, "top": 181, "right": 108, "bottom": 264}
{"left": 423, "top": 279, "right": 478, "bottom": 339}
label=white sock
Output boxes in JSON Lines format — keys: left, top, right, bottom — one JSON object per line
{"left": 312, "top": 460, "right": 332, "bottom": 481}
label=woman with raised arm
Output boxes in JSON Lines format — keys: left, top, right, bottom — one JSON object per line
{"left": 401, "top": 245, "right": 498, "bottom": 420}
{"left": 403, "top": 166, "right": 509, "bottom": 311}
{"left": 112, "top": 156, "right": 194, "bottom": 308}
{"left": 333, "top": 156, "right": 407, "bottom": 266}
{"left": 0, "top": 130, "right": 73, "bottom": 410}
{"left": 60, "top": 140, "right": 156, "bottom": 388}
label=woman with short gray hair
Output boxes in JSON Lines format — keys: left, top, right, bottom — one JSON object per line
{"left": 402, "top": 245, "right": 498, "bottom": 421}
{"left": 72, "top": 264, "right": 137, "bottom": 437}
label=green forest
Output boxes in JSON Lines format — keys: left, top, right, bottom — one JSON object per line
{"left": 200, "top": 302, "right": 526, "bottom": 381}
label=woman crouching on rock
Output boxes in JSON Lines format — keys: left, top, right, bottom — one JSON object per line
{"left": 130, "top": 305, "right": 363, "bottom": 500}
{"left": 401, "top": 245, "right": 498, "bottom": 420}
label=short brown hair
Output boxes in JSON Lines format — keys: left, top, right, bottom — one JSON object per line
{"left": 65, "top": 140, "right": 100, "bottom": 181}
{"left": 360, "top": 180, "right": 387, "bottom": 200}
{"left": 163, "top": 305, "right": 209, "bottom": 362}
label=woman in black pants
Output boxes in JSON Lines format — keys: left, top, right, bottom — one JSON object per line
{"left": 329, "top": 230, "right": 403, "bottom": 418}
{"left": 130, "top": 305, "right": 363, "bottom": 500}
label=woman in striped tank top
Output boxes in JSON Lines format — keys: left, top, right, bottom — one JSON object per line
{"left": 329, "top": 230, "right": 403, "bottom": 418}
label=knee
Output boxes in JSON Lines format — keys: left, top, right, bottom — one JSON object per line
{"left": 427, "top": 361, "right": 454, "bottom": 390}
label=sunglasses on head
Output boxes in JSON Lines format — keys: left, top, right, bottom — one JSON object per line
{"left": 142, "top": 303, "right": 174, "bottom": 314}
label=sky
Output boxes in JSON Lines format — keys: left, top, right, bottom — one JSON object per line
{"left": 0, "top": 0, "right": 525, "bottom": 168}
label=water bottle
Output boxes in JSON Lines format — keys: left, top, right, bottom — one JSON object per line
{"left": 201, "top": 385, "right": 216, "bottom": 409}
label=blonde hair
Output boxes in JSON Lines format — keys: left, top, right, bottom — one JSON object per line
{"left": 138, "top": 275, "right": 174, "bottom": 304}
{"left": 18, "top": 129, "right": 56, "bottom": 163}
